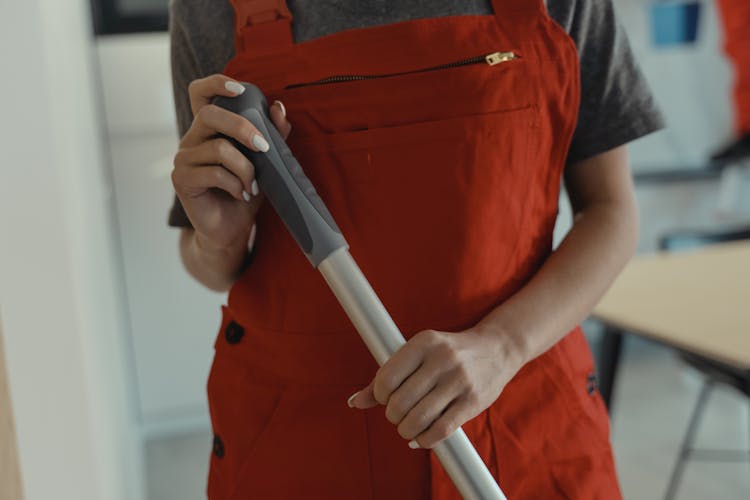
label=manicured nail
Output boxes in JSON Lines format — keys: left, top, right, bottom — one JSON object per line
{"left": 274, "top": 100, "right": 287, "bottom": 118}
{"left": 224, "top": 81, "right": 245, "bottom": 95}
{"left": 347, "top": 392, "right": 358, "bottom": 408}
{"left": 251, "top": 180, "right": 259, "bottom": 196}
{"left": 252, "top": 134, "right": 270, "bottom": 152}
{"left": 408, "top": 440, "right": 420, "bottom": 449}
{"left": 242, "top": 190, "right": 251, "bottom": 202}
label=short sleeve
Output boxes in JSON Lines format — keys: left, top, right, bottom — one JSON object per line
{"left": 558, "top": 0, "right": 665, "bottom": 164}
{"left": 166, "top": 0, "right": 236, "bottom": 228}
{"left": 167, "top": 2, "right": 200, "bottom": 228}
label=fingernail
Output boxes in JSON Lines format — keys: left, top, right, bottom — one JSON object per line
{"left": 274, "top": 100, "right": 287, "bottom": 118}
{"left": 242, "top": 190, "right": 251, "bottom": 202}
{"left": 408, "top": 440, "right": 420, "bottom": 449}
{"left": 347, "top": 392, "right": 359, "bottom": 408}
{"left": 251, "top": 180, "right": 259, "bottom": 196}
{"left": 224, "top": 81, "right": 246, "bottom": 95}
{"left": 252, "top": 134, "right": 270, "bottom": 152}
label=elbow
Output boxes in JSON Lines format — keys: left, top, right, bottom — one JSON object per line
{"left": 573, "top": 193, "right": 640, "bottom": 265}
{"left": 605, "top": 194, "right": 640, "bottom": 267}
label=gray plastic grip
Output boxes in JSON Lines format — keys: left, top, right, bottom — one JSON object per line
{"left": 213, "top": 84, "right": 348, "bottom": 267}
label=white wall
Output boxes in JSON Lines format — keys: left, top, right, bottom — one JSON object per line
{"left": 0, "top": 1, "right": 144, "bottom": 499}
{"left": 96, "top": 34, "right": 226, "bottom": 436}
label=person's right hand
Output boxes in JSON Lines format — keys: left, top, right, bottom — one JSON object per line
{"left": 172, "top": 74, "right": 291, "bottom": 252}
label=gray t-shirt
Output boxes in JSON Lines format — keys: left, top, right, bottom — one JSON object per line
{"left": 168, "top": 0, "right": 664, "bottom": 227}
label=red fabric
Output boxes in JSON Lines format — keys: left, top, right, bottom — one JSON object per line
{"left": 207, "top": 1, "right": 622, "bottom": 498}
{"left": 718, "top": 0, "right": 750, "bottom": 133}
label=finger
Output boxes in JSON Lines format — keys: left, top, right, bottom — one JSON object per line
{"left": 396, "top": 377, "right": 463, "bottom": 441}
{"left": 372, "top": 334, "right": 430, "bottom": 406}
{"left": 384, "top": 359, "right": 441, "bottom": 425}
{"left": 411, "top": 398, "right": 475, "bottom": 449}
{"left": 176, "top": 138, "right": 255, "bottom": 194}
{"left": 172, "top": 164, "right": 244, "bottom": 202}
{"left": 269, "top": 100, "right": 292, "bottom": 140}
{"left": 188, "top": 74, "right": 246, "bottom": 116}
{"left": 348, "top": 381, "right": 378, "bottom": 409}
{"left": 182, "top": 104, "right": 270, "bottom": 153}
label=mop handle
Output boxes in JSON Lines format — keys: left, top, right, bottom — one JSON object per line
{"left": 213, "top": 84, "right": 507, "bottom": 500}
{"left": 318, "top": 248, "right": 508, "bottom": 500}
{"left": 214, "top": 85, "right": 348, "bottom": 267}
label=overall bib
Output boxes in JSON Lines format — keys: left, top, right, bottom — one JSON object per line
{"left": 207, "top": 0, "right": 622, "bottom": 498}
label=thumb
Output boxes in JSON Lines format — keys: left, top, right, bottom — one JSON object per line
{"left": 270, "top": 100, "right": 292, "bottom": 140}
{"left": 347, "top": 381, "right": 379, "bottom": 409}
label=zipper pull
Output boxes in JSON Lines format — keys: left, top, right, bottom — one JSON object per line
{"left": 485, "top": 51, "right": 517, "bottom": 66}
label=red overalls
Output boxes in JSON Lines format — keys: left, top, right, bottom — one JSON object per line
{"left": 207, "top": 0, "right": 622, "bottom": 498}
{"left": 717, "top": 0, "right": 750, "bottom": 133}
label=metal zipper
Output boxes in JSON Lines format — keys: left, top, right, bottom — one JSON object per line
{"left": 285, "top": 51, "right": 519, "bottom": 90}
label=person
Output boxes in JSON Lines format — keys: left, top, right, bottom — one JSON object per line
{"left": 711, "top": 0, "right": 750, "bottom": 165}
{"left": 167, "top": 1, "right": 663, "bottom": 498}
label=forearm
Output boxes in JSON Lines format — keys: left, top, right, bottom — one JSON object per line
{"left": 349, "top": 148, "right": 641, "bottom": 448}
{"left": 477, "top": 200, "right": 638, "bottom": 363}
{"left": 475, "top": 148, "right": 639, "bottom": 365}
{"left": 179, "top": 228, "right": 249, "bottom": 292}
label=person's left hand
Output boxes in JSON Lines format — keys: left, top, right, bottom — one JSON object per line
{"left": 347, "top": 328, "right": 525, "bottom": 449}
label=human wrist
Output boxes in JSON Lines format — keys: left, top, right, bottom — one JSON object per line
{"left": 193, "top": 230, "right": 250, "bottom": 275}
{"left": 193, "top": 229, "right": 245, "bottom": 255}
{"left": 471, "top": 315, "right": 530, "bottom": 372}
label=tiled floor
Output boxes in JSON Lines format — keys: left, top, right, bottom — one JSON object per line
{"left": 146, "top": 337, "right": 749, "bottom": 499}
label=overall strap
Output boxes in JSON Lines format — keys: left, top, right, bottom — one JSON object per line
{"left": 230, "top": 0, "right": 294, "bottom": 56}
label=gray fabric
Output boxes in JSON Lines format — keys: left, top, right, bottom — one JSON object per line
{"left": 168, "top": 0, "right": 664, "bottom": 227}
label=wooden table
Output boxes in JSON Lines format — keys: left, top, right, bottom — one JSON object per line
{"left": 592, "top": 241, "right": 750, "bottom": 409}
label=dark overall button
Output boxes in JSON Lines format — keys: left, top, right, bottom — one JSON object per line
{"left": 224, "top": 320, "right": 244, "bottom": 344}
{"left": 586, "top": 373, "right": 599, "bottom": 395}
{"left": 212, "top": 434, "right": 225, "bottom": 459}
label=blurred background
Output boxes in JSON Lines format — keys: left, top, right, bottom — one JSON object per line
{"left": 0, "top": 0, "right": 748, "bottom": 499}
